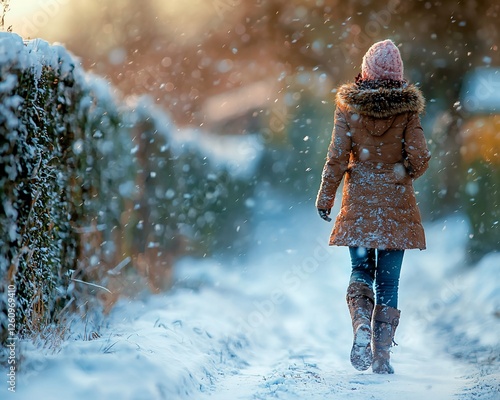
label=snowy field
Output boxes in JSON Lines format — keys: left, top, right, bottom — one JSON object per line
{"left": 14, "top": 201, "right": 500, "bottom": 400}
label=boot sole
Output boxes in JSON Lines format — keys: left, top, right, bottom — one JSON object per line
{"left": 350, "top": 324, "right": 372, "bottom": 371}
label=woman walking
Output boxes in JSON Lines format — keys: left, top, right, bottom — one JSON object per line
{"left": 316, "top": 39, "right": 430, "bottom": 374}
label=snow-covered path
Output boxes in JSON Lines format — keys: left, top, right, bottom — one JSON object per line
{"left": 16, "top": 204, "right": 500, "bottom": 399}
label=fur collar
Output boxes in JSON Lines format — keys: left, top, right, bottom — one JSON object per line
{"left": 336, "top": 79, "right": 425, "bottom": 118}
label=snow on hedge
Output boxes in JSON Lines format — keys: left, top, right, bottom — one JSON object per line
{"left": 0, "top": 32, "right": 135, "bottom": 342}
{"left": 0, "top": 32, "right": 262, "bottom": 345}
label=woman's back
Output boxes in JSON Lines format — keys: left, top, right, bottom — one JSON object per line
{"left": 336, "top": 79, "right": 426, "bottom": 167}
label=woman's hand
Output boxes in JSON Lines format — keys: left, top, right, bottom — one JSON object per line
{"left": 318, "top": 208, "right": 332, "bottom": 222}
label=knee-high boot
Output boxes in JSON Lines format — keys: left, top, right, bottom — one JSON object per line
{"left": 372, "top": 304, "right": 400, "bottom": 374}
{"left": 346, "top": 282, "right": 375, "bottom": 371}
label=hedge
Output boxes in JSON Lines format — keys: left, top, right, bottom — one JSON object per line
{"left": 0, "top": 33, "right": 257, "bottom": 344}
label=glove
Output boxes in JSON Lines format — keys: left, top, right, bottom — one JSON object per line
{"left": 318, "top": 208, "right": 332, "bottom": 222}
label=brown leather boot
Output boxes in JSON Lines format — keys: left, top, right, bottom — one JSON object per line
{"left": 346, "top": 282, "right": 375, "bottom": 371}
{"left": 372, "top": 304, "right": 401, "bottom": 374}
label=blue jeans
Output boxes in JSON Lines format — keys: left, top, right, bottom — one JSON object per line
{"left": 349, "top": 247, "right": 404, "bottom": 308}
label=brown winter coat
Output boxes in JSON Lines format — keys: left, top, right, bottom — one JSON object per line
{"left": 316, "top": 79, "right": 430, "bottom": 250}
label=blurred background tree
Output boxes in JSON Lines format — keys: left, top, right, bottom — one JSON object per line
{"left": 7, "top": 0, "right": 499, "bottom": 263}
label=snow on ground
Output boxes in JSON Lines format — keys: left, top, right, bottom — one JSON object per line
{"left": 14, "top": 200, "right": 500, "bottom": 400}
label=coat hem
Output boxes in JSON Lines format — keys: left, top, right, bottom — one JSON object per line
{"left": 328, "top": 240, "right": 426, "bottom": 251}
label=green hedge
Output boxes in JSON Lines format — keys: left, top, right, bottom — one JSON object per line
{"left": 1, "top": 37, "right": 79, "bottom": 339}
{"left": 0, "top": 33, "right": 258, "bottom": 343}
{"left": 0, "top": 35, "right": 135, "bottom": 340}
{"left": 128, "top": 100, "right": 256, "bottom": 258}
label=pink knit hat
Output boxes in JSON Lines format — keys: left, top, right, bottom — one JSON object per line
{"left": 361, "top": 39, "right": 404, "bottom": 81}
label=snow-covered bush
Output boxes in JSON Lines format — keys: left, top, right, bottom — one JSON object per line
{"left": 128, "top": 99, "right": 257, "bottom": 261}
{"left": 0, "top": 32, "right": 261, "bottom": 342}
{"left": 0, "top": 33, "right": 136, "bottom": 340}
{"left": 0, "top": 34, "right": 79, "bottom": 339}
